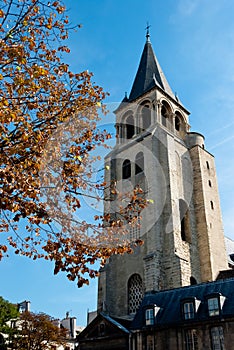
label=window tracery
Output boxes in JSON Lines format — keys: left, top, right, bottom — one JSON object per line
{"left": 128, "top": 274, "right": 143, "bottom": 314}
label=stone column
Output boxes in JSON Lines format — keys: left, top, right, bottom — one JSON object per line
{"left": 157, "top": 101, "right": 163, "bottom": 124}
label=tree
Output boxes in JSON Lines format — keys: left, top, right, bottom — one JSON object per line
{"left": 0, "top": 296, "right": 19, "bottom": 349}
{"left": 11, "top": 311, "right": 67, "bottom": 350}
{"left": 0, "top": 0, "right": 147, "bottom": 287}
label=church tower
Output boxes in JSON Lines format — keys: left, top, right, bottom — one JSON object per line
{"left": 97, "top": 32, "right": 228, "bottom": 320}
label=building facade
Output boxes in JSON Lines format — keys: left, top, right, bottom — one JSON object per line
{"left": 79, "top": 278, "right": 234, "bottom": 350}
{"left": 78, "top": 32, "right": 234, "bottom": 350}
{"left": 98, "top": 32, "right": 228, "bottom": 320}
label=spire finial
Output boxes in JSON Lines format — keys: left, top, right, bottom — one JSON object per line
{"left": 145, "top": 22, "right": 151, "bottom": 42}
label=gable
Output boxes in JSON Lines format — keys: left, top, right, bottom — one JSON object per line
{"left": 78, "top": 313, "right": 129, "bottom": 341}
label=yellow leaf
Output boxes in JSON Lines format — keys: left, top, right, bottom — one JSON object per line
{"left": 105, "top": 165, "right": 110, "bottom": 170}
{"left": 97, "top": 102, "right": 101, "bottom": 107}
{"left": 147, "top": 199, "right": 154, "bottom": 204}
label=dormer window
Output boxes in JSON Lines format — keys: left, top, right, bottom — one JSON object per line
{"left": 181, "top": 298, "right": 201, "bottom": 320}
{"left": 207, "top": 294, "right": 226, "bottom": 317}
{"left": 208, "top": 298, "right": 219, "bottom": 316}
{"left": 145, "top": 308, "right": 154, "bottom": 325}
{"left": 145, "top": 305, "right": 160, "bottom": 326}
{"left": 183, "top": 302, "right": 194, "bottom": 320}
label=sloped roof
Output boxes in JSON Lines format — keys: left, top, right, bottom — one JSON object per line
{"left": 131, "top": 279, "right": 234, "bottom": 330}
{"left": 78, "top": 312, "right": 130, "bottom": 340}
{"left": 101, "top": 313, "right": 130, "bottom": 334}
{"left": 128, "top": 37, "right": 174, "bottom": 102}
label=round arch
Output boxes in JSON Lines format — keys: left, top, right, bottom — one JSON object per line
{"left": 137, "top": 100, "right": 152, "bottom": 131}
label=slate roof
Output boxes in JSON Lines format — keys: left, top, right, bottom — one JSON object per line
{"left": 128, "top": 36, "right": 174, "bottom": 102}
{"left": 78, "top": 312, "right": 130, "bottom": 340}
{"left": 101, "top": 313, "right": 130, "bottom": 334}
{"left": 131, "top": 278, "right": 234, "bottom": 330}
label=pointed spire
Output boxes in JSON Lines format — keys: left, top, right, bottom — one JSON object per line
{"left": 128, "top": 33, "right": 174, "bottom": 102}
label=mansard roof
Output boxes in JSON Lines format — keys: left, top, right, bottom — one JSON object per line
{"left": 131, "top": 278, "right": 234, "bottom": 330}
{"left": 128, "top": 36, "right": 174, "bottom": 102}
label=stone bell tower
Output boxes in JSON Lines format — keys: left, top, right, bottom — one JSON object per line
{"left": 97, "top": 31, "right": 228, "bottom": 320}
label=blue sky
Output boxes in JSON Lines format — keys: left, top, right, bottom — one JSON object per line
{"left": 1, "top": 0, "right": 234, "bottom": 326}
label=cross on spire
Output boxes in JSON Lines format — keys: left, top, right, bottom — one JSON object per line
{"left": 145, "top": 22, "right": 151, "bottom": 41}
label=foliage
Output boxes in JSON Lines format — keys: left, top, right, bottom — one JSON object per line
{"left": 11, "top": 311, "right": 67, "bottom": 350}
{"left": 0, "top": 296, "right": 19, "bottom": 346}
{"left": 0, "top": 0, "right": 147, "bottom": 287}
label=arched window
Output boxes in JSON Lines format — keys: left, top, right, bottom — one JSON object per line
{"left": 135, "top": 152, "right": 144, "bottom": 175}
{"left": 126, "top": 115, "right": 134, "bottom": 139}
{"left": 179, "top": 199, "right": 191, "bottom": 243}
{"left": 190, "top": 276, "right": 197, "bottom": 285}
{"left": 161, "top": 105, "right": 168, "bottom": 127}
{"left": 175, "top": 115, "right": 180, "bottom": 131}
{"left": 141, "top": 104, "right": 151, "bottom": 131}
{"left": 128, "top": 274, "right": 143, "bottom": 314}
{"left": 122, "top": 159, "right": 131, "bottom": 179}
{"left": 161, "top": 101, "right": 171, "bottom": 128}
{"left": 174, "top": 111, "right": 184, "bottom": 133}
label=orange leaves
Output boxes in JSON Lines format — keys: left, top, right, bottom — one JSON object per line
{"left": 0, "top": 0, "right": 147, "bottom": 289}
{"left": 58, "top": 45, "right": 70, "bottom": 53}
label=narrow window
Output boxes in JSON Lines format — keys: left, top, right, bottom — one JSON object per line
{"left": 99, "top": 323, "right": 105, "bottom": 336}
{"left": 135, "top": 152, "right": 144, "bottom": 175}
{"left": 128, "top": 274, "right": 143, "bottom": 314}
{"left": 161, "top": 105, "right": 167, "bottom": 127}
{"left": 190, "top": 276, "right": 197, "bottom": 285}
{"left": 208, "top": 297, "right": 219, "bottom": 316}
{"left": 175, "top": 115, "right": 180, "bottom": 131}
{"left": 179, "top": 199, "right": 191, "bottom": 242}
{"left": 142, "top": 105, "right": 151, "bottom": 130}
{"left": 206, "top": 161, "right": 210, "bottom": 170}
{"left": 208, "top": 180, "right": 212, "bottom": 187}
{"left": 210, "top": 201, "right": 214, "bottom": 210}
{"left": 145, "top": 308, "right": 155, "bottom": 325}
{"left": 184, "top": 329, "right": 198, "bottom": 350}
{"left": 211, "top": 327, "right": 225, "bottom": 350}
{"left": 126, "top": 115, "right": 134, "bottom": 139}
{"left": 122, "top": 159, "right": 131, "bottom": 179}
{"left": 183, "top": 302, "right": 195, "bottom": 320}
